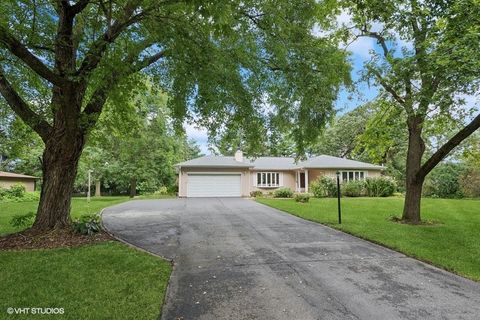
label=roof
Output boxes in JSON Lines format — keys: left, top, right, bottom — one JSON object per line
{"left": 247, "top": 157, "right": 299, "bottom": 170}
{"left": 175, "top": 156, "right": 253, "bottom": 168}
{"left": 0, "top": 171, "right": 38, "bottom": 179}
{"left": 176, "top": 154, "right": 384, "bottom": 171}
{"left": 298, "top": 155, "right": 384, "bottom": 170}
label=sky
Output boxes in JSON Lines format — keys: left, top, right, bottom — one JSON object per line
{"left": 185, "top": 13, "right": 382, "bottom": 155}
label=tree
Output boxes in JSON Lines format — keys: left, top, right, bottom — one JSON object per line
{"left": 0, "top": 0, "right": 349, "bottom": 231}
{"left": 310, "top": 104, "right": 373, "bottom": 158}
{"left": 343, "top": 0, "right": 480, "bottom": 222}
{"left": 0, "top": 103, "right": 43, "bottom": 176}
{"left": 77, "top": 81, "right": 201, "bottom": 196}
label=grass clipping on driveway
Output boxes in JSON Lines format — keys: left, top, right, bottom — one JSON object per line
{"left": 0, "top": 241, "right": 171, "bottom": 320}
{"left": 257, "top": 197, "right": 480, "bottom": 282}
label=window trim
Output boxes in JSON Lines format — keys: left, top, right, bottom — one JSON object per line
{"left": 339, "top": 170, "right": 367, "bottom": 182}
{"left": 256, "top": 172, "right": 281, "bottom": 188}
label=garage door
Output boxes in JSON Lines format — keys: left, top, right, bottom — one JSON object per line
{"left": 187, "top": 174, "right": 241, "bottom": 197}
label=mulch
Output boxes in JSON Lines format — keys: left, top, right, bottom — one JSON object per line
{"left": 0, "top": 228, "right": 113, "bottom": 251}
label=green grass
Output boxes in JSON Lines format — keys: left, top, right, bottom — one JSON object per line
{"left": 257, "top": 197, "right": 480, "bottom": 281}
{"left": 0, "top": 197, "right": 172, "bottom": 319}
{"left": 0, "top": 196, "right": 129, "bottom": 235}
{"left": 0, "top": 242, "right": 171, "bottom": 319}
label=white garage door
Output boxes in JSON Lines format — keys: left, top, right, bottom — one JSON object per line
{"left": 187, "top": 174, "right": 241, "bottom": 197}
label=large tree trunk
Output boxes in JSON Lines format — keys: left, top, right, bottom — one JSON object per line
{"left": 95, "top": 179, "right": 101, "bottom": 197}
{"left": 130, "top": 177, "right": 136, "bottom": 198}
{"left": 31, "top": 89, "right": 86, "bottom": 232}
{"left": 402, "top": 116, "right": 426, "bottom": 223}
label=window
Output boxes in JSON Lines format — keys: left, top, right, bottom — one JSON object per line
{"left": 257, "top": 172, "right": 280, "bottom": 187}
{"left": 339, "top": 171, "right": 366, "bottom": 182}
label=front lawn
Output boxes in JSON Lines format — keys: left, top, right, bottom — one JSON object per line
{"left": 0, "top": 196, "right": 129, "bottom": 235}
{"left": 0, "top": 242, "right": 171, "bottom": 319}
{"left": 0, "top": 197, "right": 172, "bottom": 319}
{"left": 257, "top": 197, "right": 480, "bottom": 281}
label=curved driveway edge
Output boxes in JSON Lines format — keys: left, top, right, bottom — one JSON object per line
{"left": 102, "top": 198, "right": 480, "bottom": 320}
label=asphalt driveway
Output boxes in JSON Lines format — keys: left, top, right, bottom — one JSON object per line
{"left": 102, "top": 198, "right": 480, "bottom": 320}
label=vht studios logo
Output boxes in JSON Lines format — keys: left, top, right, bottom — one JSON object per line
{"left": 6, "top": 307, "right": 64, "bottom": 315}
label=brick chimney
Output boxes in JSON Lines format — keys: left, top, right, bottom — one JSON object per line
{"left": 234, "top": 149, "right": 243, "bottom": 162}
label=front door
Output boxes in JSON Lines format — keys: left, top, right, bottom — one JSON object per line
{"left": 299, "top": 172, "right": 305, "bottom": 188}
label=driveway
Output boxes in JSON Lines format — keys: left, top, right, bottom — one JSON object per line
{"left": 102, "top": 198, "right": 480, "bottom": 320}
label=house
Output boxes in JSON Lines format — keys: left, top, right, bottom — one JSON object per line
{"left": 175, "top": 150, "right": 384, "bottom": 197}
{"left": 0, "top": 171, "right": 38, "bottom": 192}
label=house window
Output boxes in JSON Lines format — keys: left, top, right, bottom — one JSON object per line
{"left": 257, "top": 172, "right": 280, "bottom": 187}
{"left": 340, "top": 171, "right": 366, "bottom": 182}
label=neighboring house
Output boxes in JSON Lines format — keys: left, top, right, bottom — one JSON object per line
{"left": 175, "top": 150, "right": 384, "bottom": 197}
{"left": 0, "top": 171, "right": 38, "bottom": 192}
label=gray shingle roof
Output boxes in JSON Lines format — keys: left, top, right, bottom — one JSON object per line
{"left": 175, "top": 156, "right": 253, "bottom": 168}
{"left": 0, "top": 171, "right": 38, "bottom": 179}
{"left": 298, "top": 155, "right": 384, "bottom": 170}
{"left": 176, "top": 154, "right": 384, "bottom": 170}
{"left": 246, "top": 157, "right": 299, "bottom": 170}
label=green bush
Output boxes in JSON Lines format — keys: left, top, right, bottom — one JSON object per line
{"left": 341, "top": 180, "right": 366, "bottom": 197}
{"left": 364, "top": 177, "right": 396, "bottom": 197}
{"left": 273, "top": 187, "right": 293, "bottom": 198}
{"left": 9, "top": 184, "right": 26, "bottom": 198}
{"left": 294, "top": 193, "right": 310, "bottom": 203}
{"left": 153, "top": 186, "right": 169, "bottom": 195}
{"left": 310, "top": 176, "right": 337, "bottom": 198}
{"left": 0, "top": 185, "right": 38, "bottom": 202}
{"left": 250, "top": 190, "right": 263, "bottom": 198}
{"left": 72, "top": 214, "right": 101, "bottom": 235}
{"left": 10, "top": 211, "right": 36, "bottom": 228}
{"left": 137, "top": 180, "right": 160, "bottom": 195}
{"left": 459, "top": 166, "right": 480, "bottom": 198}
{"left": 423, "top": 163, "right": 465, "bottom": 198}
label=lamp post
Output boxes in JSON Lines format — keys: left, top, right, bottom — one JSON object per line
{"left": 336, "top": 171, "right": 341, "bottom": 224}
{"left": 87, "top": 169, "right": 93, "bottom": 203}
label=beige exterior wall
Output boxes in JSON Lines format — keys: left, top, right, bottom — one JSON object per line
{"left": 306, "top": 169, "right": 382, "bottom": 188}
{"left": 250, "top": 170, "right": 296, "bottom": 194}
{"left": 0, "top": 178, "right": 36, "bottom": 192}
{"left": 178, "top": 167, "right": 251, "bottom": 197}
{"left": 178, "top": 167, "right": 383, "bottom": 197}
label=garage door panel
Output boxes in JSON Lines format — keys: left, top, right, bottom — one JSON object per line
{"left": 187, "top": 174, "right": 241, "bottom": 197}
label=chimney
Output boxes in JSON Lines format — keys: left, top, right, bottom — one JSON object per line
{"left": 234, "top": 149, "right": 243, "bottom": 162}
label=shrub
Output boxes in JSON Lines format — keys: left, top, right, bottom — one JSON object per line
{"left": 250, "top": 190, "right": 263, "bottom": 198}
{"left": 72, "top": 214, "right": 101, "bottom": 235}
{"left": 273, "top": 187, "right": 293, "bottom": 198}
{"left": 459, "top": 167, "right": 480, "bottom": 198}
{"left": 137, "top": 180, "right": 160, "bottom": 194}
{"left": 423, "top": 163, "right": 465, "bottom": 198}
{"left": 364, "top": 177, "right": 396, "bottom": 197}
{"left": 154, "top": 186, "right": 169, "bottom": 195}
{"left": 294, "top": 193, "right": 310, "bottom": 203}
{"left": 310, "top": 176, "right": 337, "bottom": 198}
{"left": 10, "top": 211, "right": 36, "bottom": 228}
{"left": 0, "top": 185, "right": 39, "bottom": 202}
{"left": 9, "top": 184, "right": 26, "bottom": 198}
{"left": 341, "top": 180, "right": 366, "bottom": 197}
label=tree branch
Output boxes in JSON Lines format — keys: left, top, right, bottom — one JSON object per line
{"left": 0, "top": 67, "right": 52, "bottom": 140}
{"left": 81, "top": 49, "right": 167, "bottom": 130}
{"left": 75, "top": 0, "right": 144, "bottom": 79}
{"left": 418, "top": 113, "right": 480, "bottom": 179}
{"left": 0, "top": 25, "right": 65, "bottom": 86}
{"left": 69, "top": 0, "right": 91, "bottom": 16}
{"left": 359, "top": 28, "right": 390, "bottom": 58}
